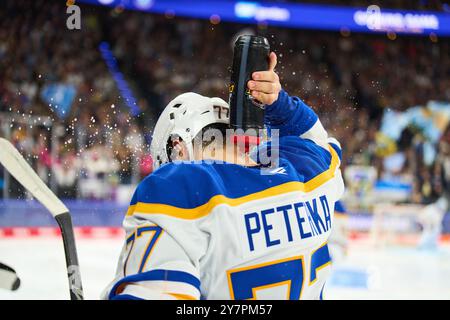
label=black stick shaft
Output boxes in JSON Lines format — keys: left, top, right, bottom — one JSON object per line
{"left": 55, "top": 212, "right": 84, "bottom": 300}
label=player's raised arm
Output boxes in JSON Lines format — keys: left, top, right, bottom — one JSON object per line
{"left": 248, "top": 52, "right": 329, "bottom": 149}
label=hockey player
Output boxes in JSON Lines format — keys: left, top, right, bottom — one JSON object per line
{"left": 103, "top": 53, "right": 345, "bottom": 300}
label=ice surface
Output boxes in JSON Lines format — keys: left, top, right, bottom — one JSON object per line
{"left": 0, "top": 238, "right": 122, "bottom": 300}
{"left": 326, "top": 243, "right": 450, "bottom": 300}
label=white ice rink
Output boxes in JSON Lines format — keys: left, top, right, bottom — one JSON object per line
{"left": 1, "top": 237, "right": 450, "bottom": 300}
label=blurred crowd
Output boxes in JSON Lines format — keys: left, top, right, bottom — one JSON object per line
{"left": 0, "top": 0, "right": 449, "bottom": 204}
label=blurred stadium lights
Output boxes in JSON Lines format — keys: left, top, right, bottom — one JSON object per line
{"left": 97, "top": 0, "right": 115, "bottom": 5}
{"left": 234, "top": 2, "right": 290, "bottom": 21}
{"left": 134, "top": 0, "right": 154, "bottom": 10}
{"left": 76, "top": 0, "right": 450, "bottom": 36}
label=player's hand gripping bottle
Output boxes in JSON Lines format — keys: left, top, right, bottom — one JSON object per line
{"left": 228, "top": 35, "right": 270, "bottom": 131}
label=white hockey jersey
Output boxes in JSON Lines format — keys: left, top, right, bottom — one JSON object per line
{"left": 103, "top": 90, "right": 345, "bottom": 300}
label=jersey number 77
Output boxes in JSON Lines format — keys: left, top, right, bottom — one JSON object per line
{"left": 227, "top": 243, "right": 331, "bottom": 300}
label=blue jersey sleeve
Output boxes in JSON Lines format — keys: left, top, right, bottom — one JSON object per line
{"left": 264, "top": 89, "right": 318, "bottom": 137}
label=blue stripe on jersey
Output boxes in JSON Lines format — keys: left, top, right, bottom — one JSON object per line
{"left": 320, "top": 285, "right": 325, "bottom": 300}
{"left": 108, "top": 269, "right": 201, "bottom": 300}
{"left": 129, "top": 191, "right": 138, "bottom": 209}
{"left": 131, "top": 138, "right": 335, "bottom": 210}
{"left": 310, "top": 244, "right": 331, "bottom": 284}
{"left": 329, "top": 142, "right": 342, "bottom": 161}
{"left": 334, "top": 200, "right": 346, "bottom": 214}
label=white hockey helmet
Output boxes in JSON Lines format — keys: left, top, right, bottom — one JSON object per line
{"left": 150, "top": 92, "right": 230, "bottom": 169}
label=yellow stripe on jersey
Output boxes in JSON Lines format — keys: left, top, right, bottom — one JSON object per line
{"left": 167, "top": 293, "right": 198, "bottom": 300}
{"left": 126, "top": 205, "right": 136, "bottom": 216}
{"left": 127, "top": 145, "right": 340, "bottom": 220}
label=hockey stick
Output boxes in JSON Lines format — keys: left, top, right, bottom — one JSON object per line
{"left": 0, "top": 262, "right": 20, "bottom": 291}
{"left": 0, "top": 138, "right": 83, "bottom": 300}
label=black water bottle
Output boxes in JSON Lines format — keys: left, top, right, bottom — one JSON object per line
{"left": 229, "top": 35, "right": 270, "bottom": 131}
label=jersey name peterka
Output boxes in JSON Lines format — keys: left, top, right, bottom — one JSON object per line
{"left": 243, "top": 194, "right": 331, "bottom": 254}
